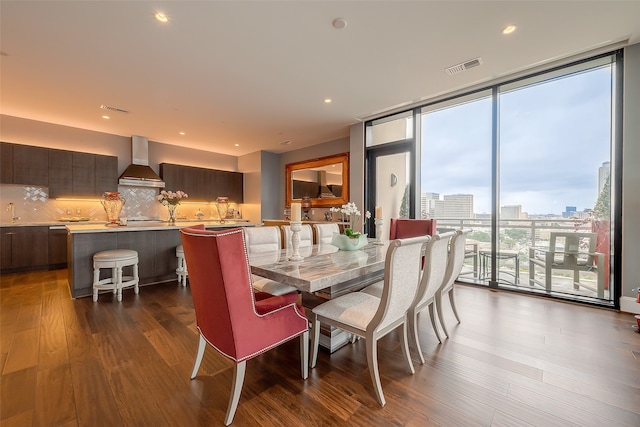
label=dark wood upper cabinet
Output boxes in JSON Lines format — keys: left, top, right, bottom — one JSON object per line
{"left": 48, "top": 149, "right": 73, "bottom": 197}
{"left": 160, "top": 163, "right": 243, "bottom": 202}
{"left": 0, "top": 143, "right": 13, "bottom": 184}
{"left": 72, "top": 152, "right": 96, "bottom": 197}
{"left": 2, "top": 143, "right": 117, "bottom": 197}
{"left": 13, "top": 144, "right": 48, "bottom": 186}
{"left": 95, "top": 154, "right": 118, "bottom": 195}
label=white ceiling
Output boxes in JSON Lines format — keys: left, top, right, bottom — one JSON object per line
{"left": 2, "top": 1, "right": 639, "bottom": 157}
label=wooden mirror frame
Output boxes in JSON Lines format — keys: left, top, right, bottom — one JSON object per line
{"left": 285, "top": 152, "right": 349, "bottom": 208}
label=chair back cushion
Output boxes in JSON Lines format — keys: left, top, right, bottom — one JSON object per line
{"left": 389, "top": 218, "right": 437, "bottom": 239}
{"left": 370, "top": 236, "right": 429, "bottom": 332}
{"left": 244, "top": 226, "right": 281, "bottom": 254}
{"left": 313, "top": 223, "right": 340, "bottom": 244}
{"left": 415, "top": 231, "right": 455, "bottom": 306}
{"left": 440, "top": 230, "right": 469, "bottom": 292}
{"left": 180, "top": 227, "right": 308, "bottom": 362}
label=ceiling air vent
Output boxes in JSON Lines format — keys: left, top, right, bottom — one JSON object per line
{"left": 445, "top": 57, "right": 482, "bottom": 75}
{"left": 100, "top": 104, "right": 129, "bottom": 114}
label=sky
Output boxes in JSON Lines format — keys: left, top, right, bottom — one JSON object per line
{"left": 420, "top": 64, "right": 612, "bottom": 216}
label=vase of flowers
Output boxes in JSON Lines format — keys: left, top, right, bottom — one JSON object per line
{"left": 157, "top": 190, "right": 188, "bottom": 224}
{"left": 329, "top": 202, "right": 371, "bottom": 250}
{"left": 330, "top": 202, "right": 371, "bottom": 237}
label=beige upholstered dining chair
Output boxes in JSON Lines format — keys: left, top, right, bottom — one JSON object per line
{"left": 436, "top": 229, "right": 470, "bottom": 338}
{"left": 244, "top": 226, "right": 298, "bottom": 296}
{"left": 407, "top": 231, "right": 455, "bottom": 360}
{"left": 310, "top": 235, "right": 429, "bottom": 406}
{"left": 313, "top": 223, "right": 340, "bottom": 244}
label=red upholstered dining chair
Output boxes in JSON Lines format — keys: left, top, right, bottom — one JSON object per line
{"left": 180, "top": 226, "right": 309, "bottom": 426}
{"left": 389, "top": 218, "right": 438, "bottom": 239}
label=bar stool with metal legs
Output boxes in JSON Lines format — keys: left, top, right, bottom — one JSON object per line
{"left": 92, "top": 249, "right": 140, "bottom": 302}
{"left": 176, "top": 244, "right": 188, "bottom": 286}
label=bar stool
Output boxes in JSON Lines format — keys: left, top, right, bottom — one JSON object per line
{"left": 92, "top": 249, "right": 139, "bottom": 302}
{"left": 176, "top": 244, "right": 188, "bottom": 286}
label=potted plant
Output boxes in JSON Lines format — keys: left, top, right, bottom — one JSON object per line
{"left": 592, "top": 175, "right": 610, "bottom": 289}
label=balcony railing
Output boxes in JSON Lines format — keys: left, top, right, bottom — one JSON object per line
{"left": 434, "top": 217, "right": 611, "bottom": 301}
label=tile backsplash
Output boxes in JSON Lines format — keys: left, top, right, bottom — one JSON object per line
{"left": 0, "top": 184, "right": 242, "bottom": 224}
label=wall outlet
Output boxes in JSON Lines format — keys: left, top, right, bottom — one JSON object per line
{"left": 66, "top": 208, "right": 72, "bottom": 215}
{"left": 311, "top": 209, "right": 315, "bottom": 216}
{"left": 76, "top": 208, "right": 81, "bottom": 214}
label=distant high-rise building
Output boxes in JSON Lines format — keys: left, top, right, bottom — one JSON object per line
{"left": 420, "top": 192, "right": 439, "bottom": 218}
{"left": 598, "top": 161, "right": 610, "bottom": 195}
{"left": 501, "top": 205, "right": 522, "bottom": 219}
{"left": 563, "top": 206, "right": 577, "bottom": 218}
{"left": 434, "top": 194, "right": 473, "bottom": 219}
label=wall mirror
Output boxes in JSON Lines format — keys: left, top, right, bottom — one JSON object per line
{"left": 285, "top": 152, "right": 349, "bottom": 208}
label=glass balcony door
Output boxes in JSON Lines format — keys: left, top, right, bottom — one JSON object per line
{"left": 498, "top": 61, "right": 615, "bottom": 303}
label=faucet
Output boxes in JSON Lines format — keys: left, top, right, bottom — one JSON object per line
{"left": 7, "top": 202, "right": 20, "bottom": 223}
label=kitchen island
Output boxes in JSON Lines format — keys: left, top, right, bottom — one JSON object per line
{"left": 66, "top": 221, "right": 257, "bottom": 299}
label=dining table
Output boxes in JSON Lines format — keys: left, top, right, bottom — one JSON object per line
{"left": 248, "top": 240, "right": 390, "bottom": 351}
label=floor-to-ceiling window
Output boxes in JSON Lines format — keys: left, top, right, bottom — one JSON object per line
{"left": 420, "top": 91, "right": 493, "bottom": 280}
{"left": 365, "top": 51, "right": 620, "bottom": 307}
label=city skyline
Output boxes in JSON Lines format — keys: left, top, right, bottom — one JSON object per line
{"left": 420, "top": 63, "right": 612, "bottom": 216}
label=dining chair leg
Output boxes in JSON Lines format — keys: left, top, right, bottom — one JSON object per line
{"left": 310, "top": 314, "right": 320, "bottom": 368}
{"left": 190, "top": 334, "right": 206, "bottom": 379}
{"left": 224, "top": 361, "right": 246, "bottom": 426}
{"left": 428, "top": 302, "right": 444, "bottom": 344}
{"left": 436, "top": 293, "right": 450, "bottom": 339}
{"left": 448, "top": 289, "right": 461, "bottom": 323}
{"left": 399, "top": 322, "right": 415, "bottom": 374}
{"left": 365, "top": 336, "right": 385, "bottom": 406}
{"left": 409, "top": 309, "right": 426, "bottom": 364}
{"left": 300, "top": 330, "right": 309, "bottom": 379}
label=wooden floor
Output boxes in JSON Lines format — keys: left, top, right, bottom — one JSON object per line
{"left": 1, "top": 270, "right": 639, "bottom": 427}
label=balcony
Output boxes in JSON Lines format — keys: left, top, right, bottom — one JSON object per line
{"left": 435, "top": 217, "right": 612, "bottom": 303}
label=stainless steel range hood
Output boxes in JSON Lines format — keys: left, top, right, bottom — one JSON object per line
{"left": 118, "top": 136, "right": 165, "bottom": 188}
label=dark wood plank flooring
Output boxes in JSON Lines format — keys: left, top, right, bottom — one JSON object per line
{"left": 1, "top": 270, "right": 639, "bottom": 426}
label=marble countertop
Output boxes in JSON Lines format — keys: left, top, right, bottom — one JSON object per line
{"left": 1, "top": 219, "right": 251, "bottom": 228}
{"left": 65, "top": 221, "right": 259, "bottom": 233}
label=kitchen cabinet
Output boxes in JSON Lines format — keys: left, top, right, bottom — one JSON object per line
{"left": 0, "top": 226, "right": 49, "bottom": 272}
{"left": 48, "top": 226, "right": 68, "bottom": 267}
{"left": 160, "top": 163, "right": 243, "bottom": 202}
{"left": 72, "top": 152, "right": 96, "bottom": 196}
{"left": 1, "top": 142, "right": 13, "bottom": 183}
{"left": 95, "top": 155, "right": 118, "bottom": 195}
{"left": 1, "top": 142, "right": 118, "bottom": 197}
{"left": 48, "top": 150, "right": 117, "bottom": 198}
{"left": 13, "top": 144, "right": 49, "bottom": 186}
{"left": 48, "top": 149, "right": 73, "bottom": 196}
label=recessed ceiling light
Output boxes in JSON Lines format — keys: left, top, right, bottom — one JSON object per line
{"left": 155, "top": 12, "right": 169, "bottom": 23}
{"left": 502, "top": 25, "right": 516, "bottom": 35}
{"left": 234, "top": 144, "right": 240, "bottom": 147}
{"left": 179, "top": 132, "right": 185, "bottom": 135}
{"left": 324, "top": 98, "right": 332, "bottom": 104}
{"left": 101, "top": 115, "right": 110, "bottom": 119}
{"left": 332, "top": 18, "right": 347, "bottom": 29}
